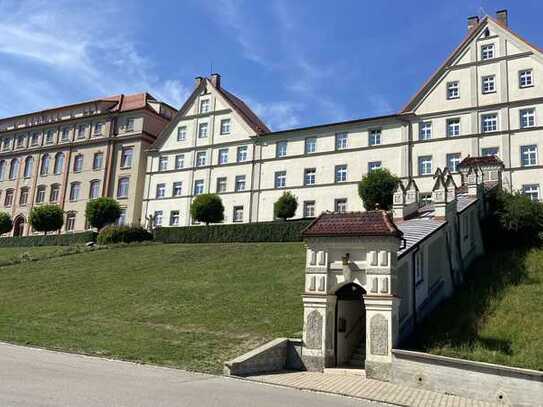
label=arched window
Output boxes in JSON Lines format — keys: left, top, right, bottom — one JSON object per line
{"left": 9, "top": 158, "right": 19, "bottom": 180}
{"left": 54, "top": 152, "right": 64, "bottom": 175}
{"left": 89, "top": 180, "right": 101, "bottom": 199}
{"left": 40, "top": 154, "right": 50, "bottom": 176}
{"left": 73, "top": 154, "right": 84, "bottom": 172}
{"left": 35, "top": 185, "right": 46, "bottom": 203}
{"left": 0, "top": 160, "right": 5, "bottom": 181}
{"left": 117, "top": 177, "right": 129, "bottom": 198}
{"left": 69, "top": 182, "right": 80, "bottom": 201}
{"left": 49, "top": 184, "right": 60, "bottom": 202}
{"left": 23, "top": 156, "right": 34, "bottom": 178}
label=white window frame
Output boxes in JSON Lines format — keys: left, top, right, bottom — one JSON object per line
{"left": 335, "top": 132, "right": 348, "bottom": 150}
{"left": 158, "top": 156, "right": 168, "bottom": 171}
{"left": 304, "top": 168, "right": 316, "bottom": 186}
{"left": 482, "top": 147, "right": 499, "bottom": 157}
{"left": 368, "top": 161, "right": 382, "bottom": 173}
{"left": 276, "top": 141, "right": 288, "bottom": 158}
{"left": 334, "top": 198, "right": 347, "bottom": 213}
{"left": 419, "top": 121, "right": 432, "bottom": 141}
{"left": 447, "top": 81, "right": 460, "bottom": 99}
{"left": 177, "top": 126, "right": 187, "bottom": 141}
{"left": 303, "top": 201, "right": 315, "bottom": 218}
{"left": 481, "top": 43, "right": 495, "bottom": 60}
{"left": 170, "top": 210, "right": 180, "bottom": 226}
{"left": 194, "top": 180, "right": 204, "bottom": 195}
{"left": 481, "top": 75, "right": 496, "bottom": 94}
{"left": 237, "top": 146, "right": 248, "bottom": 162}
{"left": 216, "top": 177, "right": 227, "bottom": 193}
{"left": 305, "top": 137, "right": 317, "bottom": 154}
{"left": 233, "top": 206, "right": 244, "bottom": 223}
{"left": 200, "top": 99, "right": 210, "bottom": 113}
{"left": 274, "top": 171, "right": 286, "bottom": 189}
{"left": 117, "top": 177, "right": 129, "bottom": 199}
{"left": 173, "top": 182, "right": 183, "bottom": 197}
{"left": 447, "top": 118, "right": 461, "bottom": 137}
{"left": 369, "top": 129, "right": 381, "bottom": 146}
{"left": 418, "top": 156, "right": 432, "bottom": 176}
{"left": 522, "top": 184, "right": 540, "bottom": 201}
{"left": 335, "top": 165, "right": 347, "bottom": 183}
{"left": 220, "top": 119, "right": 231, "bottom": 135}
{"left": 519, "top": 69, "right": 533, "bottom": 88}
{"left": 156, "top": 183, "right": 166, "bottom": 199}
{"left": 521, "top": 145, "right": 537, "bottom": 167}
{"left": 446, "top": 153, "right": 461, "bottom": 173}
{"left": 481, "top": 113, "right": 498, "bottom": 133}
{"left": 198, "top": 122, "right": 209, "bottom": 138}
{"left": 218, "top": 149, "right": 228, "bottom": 165}
{"left": 235, "top": 175, "right": 246, "bottom": 192}
{"left": 520, "top": 108, "right": 536, "bottom": 129}
{"left": 175, "top": 154, "right": 185, "bottom": 169}
{"left": 120, "top": 147, "right": 133, "bottom": 169}
{"left": 196, "top": 152, "right": 207, "bottom": 167}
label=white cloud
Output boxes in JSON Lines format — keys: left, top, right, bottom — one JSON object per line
{"left": 248, "top": 99, "right": 304, "bottom": 130}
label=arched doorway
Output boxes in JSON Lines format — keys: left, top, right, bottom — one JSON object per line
{"left": 13, "top": 216, "right": 25, "bottom": 237}
{"left": 335, "top": 283, "right": 366, "bottom": 368}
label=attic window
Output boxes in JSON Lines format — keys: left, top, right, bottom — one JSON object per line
{"left": 483, "top": 28, "right": 490, "bottom": 37}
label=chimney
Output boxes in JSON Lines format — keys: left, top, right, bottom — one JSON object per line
{"left": 467, "top": 16, "right": 480, "bottom": 32}
{"left": 496, "top": 9, "right": 508, "bottom": 27}
{"left": 210, "top": 73, "right": 221, "bottom": 89}
{"left": 195, "top": 76, "right": 203, "bottom": 87}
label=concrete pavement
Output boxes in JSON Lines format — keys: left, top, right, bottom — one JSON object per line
{"left": 0, "top": 342, "right": 388, "bottom": 407}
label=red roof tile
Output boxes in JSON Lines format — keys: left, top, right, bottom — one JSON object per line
{"left": 458, "top": 155, "right": 504, "bottom": 168}
{"left": 303, "top": 211, "right": 403, "bottom": 238}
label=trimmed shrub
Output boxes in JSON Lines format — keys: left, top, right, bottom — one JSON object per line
{"left": 28, "top": 204, "right": 64, "bottom": 234}
{"left": 358, "top": 168, "right": 399, "bottom": 210}
{"left": 0, "top": 212, "right": 13, "bottom": 235}
{"left": 190, "top": 194, "right": 224, "bottom": 225}
{"left": 274, "top": 192, "right": 298, "bottom": 220}
{"left": 154, "top": 219, "right": 312, "bottom": 244}
{"left": 97, "top": 225, "right": 153, "bottom": 245}
{"left": 0, "top": 231, "right": 97, "bottom": 247}
{"left": 86, "top": 198, "right": 122, "bottom": 230}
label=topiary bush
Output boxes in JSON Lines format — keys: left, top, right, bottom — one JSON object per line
{"left": 0, "top": 212, "right": 13, "bottom": 235}
{"left": 190, "top": 194, "right": 224, "bottom": 225}
{"left": 29, "top": 204, "right": 64, "bottom": 234}
{"left": 358, "top": 168, "right": 400, "bottom": 210}
{"left": 86, "top": 198, "right": 122, "bottom": 230}
{"left": 274, "top": 192, "right": 298, "bottom": 220}
{"left": 97, "top": 225, "right": 153, "bottom": 245}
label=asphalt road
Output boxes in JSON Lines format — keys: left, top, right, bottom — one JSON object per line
{"left": 0, "top": 342, "right": 388, "bottom": 407}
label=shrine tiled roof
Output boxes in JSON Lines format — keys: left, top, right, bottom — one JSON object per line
{"left": 303, "top": 211, "right": 403, "bottom": 238}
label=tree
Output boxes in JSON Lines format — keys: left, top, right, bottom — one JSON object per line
{"left": 85, "top": 197, "right": 122, "bottom": 230}
{"left": 496, "top": 191, "right": 543, "bottom": 235}
{"left": 190, "top": 194, "right": 224, "bottom": 225}
{"left": 274, "top": 192, "right": 298, "bottom": 220}
{"left": 358, "top": 169, "right": 399, "bottom": 211}
{"left": 29, "top": 204, "right": 64, "bottom": 235}
{"left": 0, "top": 212, "right": 13, "bottom": 235}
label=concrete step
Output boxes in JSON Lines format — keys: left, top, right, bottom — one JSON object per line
{"left": 323, "top": 367, "right": 366, "bottom": 377}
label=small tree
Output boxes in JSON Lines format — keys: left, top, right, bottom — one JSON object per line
{"left": 29, "top": 204, "right": 64, "bottom": 235}
{"left": 0, "top": 212, "right": 13, "bottom": 235}
{"left": 85, "top": 197, "right": 122, "bottom": 230}
{"left": 274, "top": 192, "right": 298, "bottom": 220}
{"left": 190, "top": 194, "right": 224, "bottom": 225}
{"left": 358, "top": 168, "right": 399, "bottom": 210}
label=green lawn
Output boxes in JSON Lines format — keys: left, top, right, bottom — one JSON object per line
{"left": 0, "top": 246, "right": 64, "bottom": 259}
{"left": 409, "top": 246, "right": 543, "bottom": 371}
{"left": 0, "top": 243, "right": 305, "bottom": 373}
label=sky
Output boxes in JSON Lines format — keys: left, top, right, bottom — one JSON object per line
{"left": 0, "top": 0, "right": 542, "bottom": 131}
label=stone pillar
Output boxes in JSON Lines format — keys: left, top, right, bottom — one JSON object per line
{"left": 301, "top": 294, "right": 336, "bottom": 371}
{"left": 363, "top": 295, "right": 400, "bottom": 381}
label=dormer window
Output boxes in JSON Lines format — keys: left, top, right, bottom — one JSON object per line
{"left": 447, "top": 81, "right": 459, "bottom": 99}
{"left": 200, "top": 99, "right": 210, "bottom": 113}
{"left": 481, "top": 43, "right": 495, "bottom": 60}
{"left": 125, "top": 118, "right": 134, "bottom": 131}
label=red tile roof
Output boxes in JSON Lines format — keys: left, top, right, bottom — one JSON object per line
{"left": 458, "top": 155, "right": 504, "bottom": 169}
{"left": 105, "top": 92, "right": 156, "bottom": 112}
{"left": 303, "top": 211, "right": 403, "bottom": 238}
{"left": 215, "top": 87, "right": 270, "bottom": 135}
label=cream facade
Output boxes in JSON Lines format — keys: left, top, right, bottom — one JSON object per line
{"left": 143, "top": 11, "right": 543, "bottom": 228}
{"left": 0, "top": 94, "right": 176, "bottom": 236}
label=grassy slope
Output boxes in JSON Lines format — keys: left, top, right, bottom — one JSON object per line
{"left": 0, "top": 243, "right": 305, "bottom": 373}
{"left": 0, "top": 246, "right": 64, "bottom": 259}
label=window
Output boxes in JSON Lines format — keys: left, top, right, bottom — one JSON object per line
{"left": 276, "top": 141, "right": 287, "bottom": 158}
{"left": 170, "top": 210, "right": 180, "bottom": 226}
{"left": 233, "top": 206, "right": 244, "bottom": 222}
{"left": 519, "top": 69, "right": 533, "bottom": 88}
{"left": 482, "top": 147, "right": 499, "bottom": 157}
{"left": 368, "top": 161, "right": 382, "bottom": 172}
{"left": 54, "top": 152, "right": 64, "bottom": 175}
{"left": 9, "top": 158, "right": 19, "bottom": 180}
{"left": 153, "top": 211, "right": 163, "bottom": 227}
{"left": 125, "top": 118, "right": 134, "bottom": 131}
{"left": 2, "top": 137, "right": 10, "bottom": 150}
{"left": 522, "top": 184, "right": 540, "bottom": 201}
{"left": 304, "top": 168, "right": 316, "bottom": 186}
{"left": 194, "top": 180, "right": 204, "bottom": 195}
{"left": 237, "top": 146, "right": 248, "bottom": 162}
{"left": 4, "top": 189, "right": 13, "bottom": 207}
{"left": 305, "top": 137, "right": 317, "bottom": 154}
{"left": 23, "top": 156, "right": 34, "bottom": 178}
{"left": 175, "top": 154, "right": 185, "bottom": 170}
{"left": 216, "top": 177, "right": 227, "bottom": 193}
{"left": 335, "top": 199, "right": 347, "bottom": 213}
{"left": 30, "top": 132, "right": 40, "bottom": 146}
{"left": 49, "top": 184, "right": 60, "bottom": 202}
{"left": 200, "top": 99, "right": 210, "bottom": 113}
{"left": 89, "top": 180, "right": 101, "bottom": 199}
{"left": 117, "top": 208, "right": 127, "bottom": 226}
{"left": 520, "top": 108, "right": 536, "bottom": 128}
{"left": 481, "top": 75, "right": 496, "bottom": 94}
{"left": 418, "top": 156, "right": 432, "bottom": 175}
{"left": 447, "top": 118, "right": 461, "bottom": 137}
{"left": 177, "top": 126, "right": 187, "bottom": 141}
{"left": 173, "top": 181, "right": 183, "bottom": 197}
{"left": 198, "top": 122, "right": 208, "bottom": 138}
{"left": 94, "top": 122, "right": 103, "bottom": 135}
{"left": 40, "top": 154, "right": 50, "bottom": 176}
{"left": 481, "top": 113, "right": 498, "bottom": 133}
{"left": 335, "top": 165, "right": 347, "bottom": 183}
{"left": 220, "top": 119, "right": 231, "bottom": 135}
{"left": 447, "top": 81, "right": 459, "bottom": 99}
{"left": 159, "top": 156, "right": 168, "bottom": 171}
{"left": 521, "top": 145, "right": 537, "bottom": 167}
{"left": 274, "top": 171, "right": 286, "bottom": 189}
{"left": 196, "top": 152, "right": 207, "bottom": 167}
{"left": 0, "top": 160, "right": 4, "bottom": 181}
{"left": 65, "top": 213, "right": 76, "bottom": 232}
{"left": 446, "top": 153, "right": 461, "bottom": 172}
{"left": 481, "top": 43, "right": 495, "bottom": 60}
{"left": 335, "top": 132, "right": 348, "bottom": 150}
{"left": 369, "top": 129, "right": 381, "bottom": 146}
{"left": 77, "top": 125, "right": 86, "bottom": 139}
{"left": 414, "top": 251, "right": 424, "bottom": 284}
{"left": 303, "top": 201, "right": 315, "bottom": 218}
{"left": 117, "top": 177, "right": 129, "bottom": 198}
{"left": 69, "top": 182, "right": 80, "bottom": 201}
{"left": 61, "top": 127, "right": 70, "bottom": 142}
{"left": 419, "top": 122, "right": 432, "bottom": 141}
{"left": 36, "top": 185, "right": 46, "bottom": 203}
{"left": 19, "top": 187, "right": 29, "bottom": 206}
{"left": 45, "top": 129, "right": 54, "bottom": 144}
{"left": 93, "top": 153, "right": 103, "bottom": 170}
{"left": 120, "top": 147, "right": 133, "bottom": 168}
{"left": 235, "top": 175, "right": 246, "bottom": 192}
{"left": 218, "top": 148, "right": 228, "bottom": 165}
{"left": 73, "top": 155, "right": 83, "bottom": 172}
{"left": 16, "top": 134, "right": 26, "bottom": 148}
{"left": 156, "top": 183, "right": 166, "bottom": 199}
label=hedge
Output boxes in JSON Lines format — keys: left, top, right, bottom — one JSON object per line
{"left": 97, "top": 225, "right": 153, "bottom": 245}
{"left": 154, "top": 220, "right": 313, "bottom": 243}
{"left": 0, "top": 231, "right": 97, "bottom": 247}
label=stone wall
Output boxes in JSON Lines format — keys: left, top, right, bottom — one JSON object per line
{"left": 391, "top": 349, "right": 543, "bottom": 407}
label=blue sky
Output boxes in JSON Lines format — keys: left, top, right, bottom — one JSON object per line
{"left": 0, "top": 0, "right": 541, "bottom": 130}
